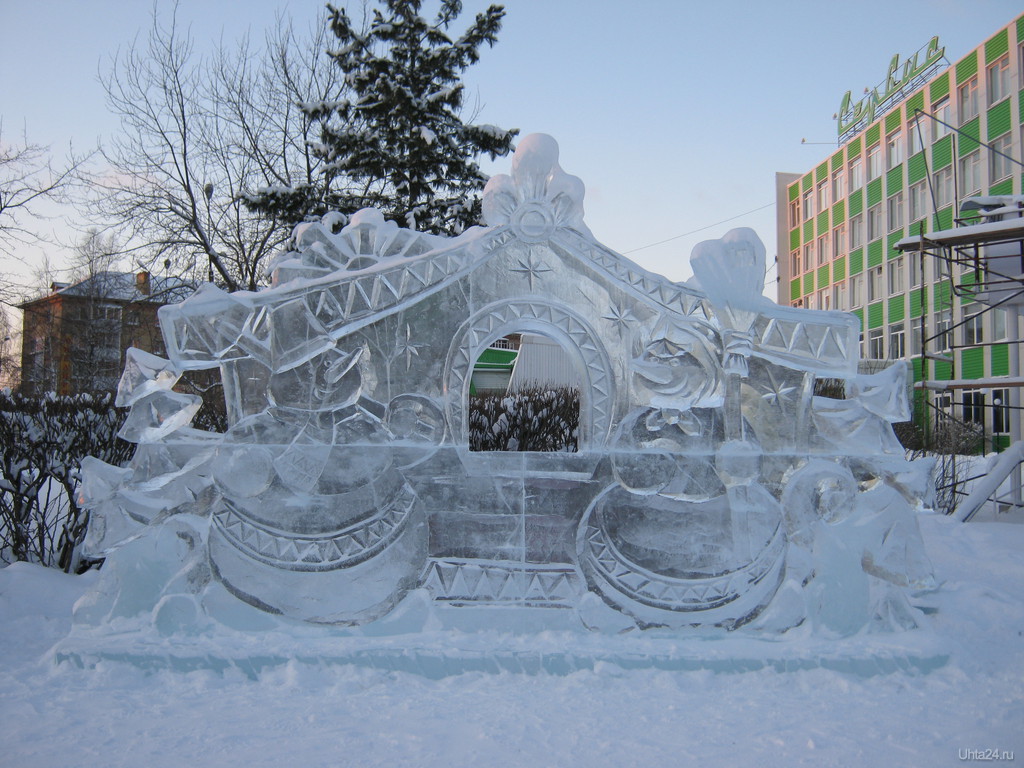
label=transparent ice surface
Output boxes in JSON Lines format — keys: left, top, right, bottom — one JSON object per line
{"left": 79, "top": 134, "right": 934, "bottom": 635}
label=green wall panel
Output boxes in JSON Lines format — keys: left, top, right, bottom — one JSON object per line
{"left": 790, "top": 227, "right": 801, "bottom": 251}
{"left": 868, "top": 239, "right": 883, "bottom": 267}
{"left": 833, "top": 255, "right": 846, "bottom": 282}
{"left": 817, "top": 209, "right": 829, "bottom": 235}
{"left": 868, "top": 301, "right": 884, "bottom": 329}
{"left": 932, "top": 135, "right": 952, "bottom": 168}
{"left": 803, "top": 273, "right": 814, "bottom": 295}
{"left": 888, "top": 294, "right": 905, "bottom": 321}
{"left": 906, "top": 91, "right": 925, "bottom": 116}
{"left": 849, "top": 248, "right": 864, "bottom": 274}
{"left": 885, "top": 108, "right": 903, "bottom": 134}
{"left": 803, "top": 219, "right": 814, "bottom": 242}
{"left": 991, "top": 344, "right": 1009, "bottom": 376}
{"left": 932, "top": 360, "right": 952, "bottom": 380}
{"left": 867, "top": 178, "right": 883, "bottom": 207}
{"left": 816, "top": 162, "right": 828, "bottom": 182}
{"left": 961, "top": 347, "right": 984, "bottom": 379}
{"left": 851, "top": 307, "right": 864, "bottom": 329}
{"left": 929, "top": 72, "right": 949, "bottom": 102}
{"left": 909, "top": 287, "right": 924, "bottom": 317}
{"left": 887, "top": 230, "right": 905, "bottom": 257}
{"left": 907, "top": 153, "right": 927, "bottom": 184}
{"left": 958, "top": 117, "right": 980, "bottom": 155}
{"left": 935, "top": 206, "right": 953, "bottom": 230}
{"left": 987, "top": 100, "right": 1011, "bottom": 140}
{"left": 802, "top": 173, "right": 813, "bottom": 192}
{"left": 990, "top": 178, "right": 1014, "bottom": 195}
{"left": 865, "top": 123, "right": 880, "bottom": 147}
{"left": 831, "top": 150, "right": 844, "bottom": 172}
{"left": 912, "top": 357, "right": 923, "bottom": 382}
{"left": 832, "top": 199, "right": 846, "bottom": 224}
{"left": 817, "top": 265, "right": 830, "bottom": 289}
{"left": 956, "top": 51, "right": 978, "bottom": 84}
{"left": 985, "top": 28, "right": 1009, "bottom": 63}
{"left": 846, "top": 136, "right": 862, "bottom": 158}
{"left": 788, "top": 181, "right": 800, "bottom": 201}
{"left": 848, "top": 188, "right": 863, "bottom": 216}
{"left": 790, "top": 278, "right": 801, "bottom": 302}
{"left": 886, "top": 164, "right": 904, "bottom": 191}
{"left": 933, "top": 280, "right": 952, "bottom": 308}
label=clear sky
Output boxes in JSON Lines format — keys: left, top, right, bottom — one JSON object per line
{"left": 1, "top": 0, "right": 1021, "bottom": 296}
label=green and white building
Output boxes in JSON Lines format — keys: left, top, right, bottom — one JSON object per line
{"left": 777, "top": 14, "right": 1024, "bottom": 449}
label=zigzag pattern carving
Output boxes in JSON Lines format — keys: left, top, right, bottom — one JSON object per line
{"left": 423, "top": 558, "right": 581, "bottom": 605}
{"left": 211, "top": 488, "right": 418, "bottom": 572}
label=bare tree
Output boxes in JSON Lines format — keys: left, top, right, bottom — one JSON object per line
{"left": 0, "top": 126, "right": 87, "bottom": 259}
{"left": 92, "top": 7, "right": 347, "bottom": 291}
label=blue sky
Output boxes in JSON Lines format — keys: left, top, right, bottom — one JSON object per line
{"left": 1, "top": 0, "right": 1020, "bottom": 292}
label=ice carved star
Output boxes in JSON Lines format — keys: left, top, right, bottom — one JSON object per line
{"left": 601, "top": 302, "right": 638, "bottom": 337}
{"left": 511, "top": 253, "right": 553, "bottom": 290}
{"left": 760, "top": 368, "right": 799, "bottom": 407}
{"left": 392, "top": 324, "right": 423, "bottom": 371}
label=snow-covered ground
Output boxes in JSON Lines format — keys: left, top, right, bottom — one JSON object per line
{"left": 1, "top": 513, "right": 1022, "bottom": 767}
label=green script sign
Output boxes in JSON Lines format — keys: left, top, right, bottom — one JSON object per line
{"left": 837, "top": 37, "right": 945, "bottom": 144}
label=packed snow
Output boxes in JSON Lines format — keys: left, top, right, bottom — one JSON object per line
{"left": 1, "top": 513, "right": 1021, "bottom": 767}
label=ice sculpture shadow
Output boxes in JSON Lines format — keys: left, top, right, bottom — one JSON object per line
{"left": 78, "top": 134, "right": 936, "bottom": 637}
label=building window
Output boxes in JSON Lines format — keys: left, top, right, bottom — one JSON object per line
{"left": 959, "top": 151, "right": 982, "bottom": 196}
{"left": 934, "top": 166, "right": 953, "bottom": 209}
{"left": 988, "top": 55, "right": 1010, "bottom": 105}
{"left": 962, "top": 303, "right": 984, "bottom": 345}
{"left": 804, "top": 244, "right": 813, "bottom": 274}
{"left": 932, "top": 97, "right": 951, "bottom": 141}
{"left": 867, "top": 265, "right": 883, "bottom": 301}
{"left": 990, "top": 133, "right": 1014, "bottom": 182}
{"left": 887, "top": 256, "right": 904, "bottom": 294}
{"left": 833, "top": 224, "right": 846, "bottom": 259}
{"left": 889, "top": 322, "right": 905, "bottom": 359}
{"left": 992, "top": 307, "right": 1007, "bottom": 340}
{"left": 849, "top": 156, "right": 864, "bottom": 190}
{"left": 849, "top": 214, "right": 863, "bottom": 250}
{"left": 807, "top": 292, "right": 817, "bottom": 310}
{"left": 790, "top": 250, "right": 802, "bottom": 275}
{"left": 867, "top": 143, "right": 882, "bottom": 181}
{"left": 962, "top": 390, "right": 985, "bottom": 425}
{"left": 817, "top": 234, "right": 829, "bottom": 266}
{"left": 887, "top": 191, "right": 904, "bottom": 231}
{"left": 819, "top": 288, "right": 830, "bottom": 311}
{"left": 832, "top": 281, "right": 847, "bottom": 310}
{"left": 816, "top": 180, "right": 829, "bottom": 212}
{"left": 886, "top": 129, "right": 903, "bottom": 169}
{"left": 935, "top": 391, "right": 953, "bottom": 413}
{"left": 993, "top": 389, "right": 1010, "bottom": 434}
{"left": 802, "top": 189, "right": 813, "bottom": 221}
{"left": 868, "top": 327, "right": 884, "bottom": 359}
{"left": 908, "top": 180, "right": 928, "bottom": 221}
{"left": 788, "top": 198, "right": 800, "bottom": 229}
{"left": 850, "top": 274, "right": 864, "bottom": 306}
{"left": 831, "top": 168, "right": 845, "bottom": 201}
{"left": 936, "top": 309, "right": 953, "bottom": 352}
{"left": 911, "top": 315, "right": 925, "bottom": 353}
{"left": 958, "top": 77, "right": 979, "bottom": 123}
{"left": 909, "top": 254, "right": 923, "bottom": 287}
{"left": 792, "top": 299, "right": 804, "bottom": 309}
{"left": 867, "top": 204, "right": 883, "bottom": 241}
{"left": 907, "top": 116, "right": 925, "bottom": 155}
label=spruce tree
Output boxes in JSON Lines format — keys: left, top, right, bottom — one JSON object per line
{"left": 248, "top": 0, "right": 518, "bottom": 236}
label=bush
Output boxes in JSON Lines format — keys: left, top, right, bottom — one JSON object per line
{"left": 469, "top": 386, "right": 579, "bottom": 452}
{"left": 0, "top": 390, "right": 132, "bottom": 571}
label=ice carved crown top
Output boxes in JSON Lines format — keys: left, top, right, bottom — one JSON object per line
{"left": 482, "top": 133, "right": 589, "bottom": 241}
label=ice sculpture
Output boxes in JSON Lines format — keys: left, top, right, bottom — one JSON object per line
{"left": 78, "top": 134, "right": 935, "bottom": 636}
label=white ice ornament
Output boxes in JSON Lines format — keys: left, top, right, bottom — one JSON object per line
{"left": 77, "top": 134, "right": 935, "bottom": 637}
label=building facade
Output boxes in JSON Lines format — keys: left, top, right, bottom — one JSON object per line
{"left": 18, "top": 271, "right": 193, "bottom": 397}
{"left": 777, "top": 15, "right": 1024, "bottom": 448}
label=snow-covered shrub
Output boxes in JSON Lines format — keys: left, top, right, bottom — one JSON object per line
{"left": 0, "top": 391, "right": 131, "bottom": 571}
{"left": 469, "top": 386, "right": 579, "bottom": 452}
